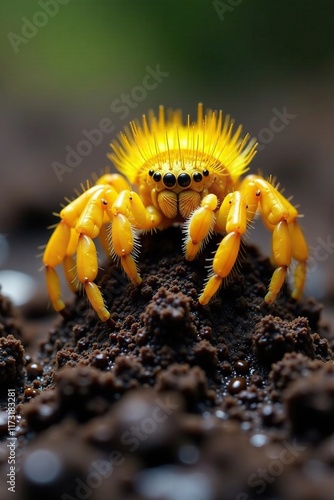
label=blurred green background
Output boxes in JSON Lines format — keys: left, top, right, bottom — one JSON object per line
{"left": 0, "top": 0, "right": 333, "bottom": 317}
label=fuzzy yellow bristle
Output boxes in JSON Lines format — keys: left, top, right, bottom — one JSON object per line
{"left": 108, "top": 103, "right": 257, "bottom": 185}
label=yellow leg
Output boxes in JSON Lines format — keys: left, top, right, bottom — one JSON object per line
{"left": 60, "top": 186, "right": 104, "bottom": 228}
{"left": 43, "top": 220, "right": 72, "bottom": 314}
{"left": 272, "top": 220, "right": 292, "bottom": 266}
{"left": 77, "top": 233, "right": 110, "bottom": 321}
{"left": 109, "top": 190, "right": 162, "bottom": 283}
{"left": 265, "top": 266, "right": 288, "bottom": 303}
{"left": 62, "top": 229, "right": 80, "bottom": 292}
{"left": 45, "top": 266, "right": 65, "bottom": 312}
{"left": 64, "top": 185, "right": 126, "bottom": 321}
{"left": 199, "top": 232, "right": 241, "bottom": 304}
{"left": 113, "top": 190, "right": 163, "bottom": 229}
{"left": 111, "top": 213, "right": 142, "bottom": 285}
{"left": 199, "top": 191, "right": 246, "bottom": 304}
{"left": 289, "top": 220, "right": 308, "bottom": 299}
{"left": 265, "top": 220, "right": 291, "bottom": 303}
{"left": 75, "top": 188, "right": 108, "bottom": 239}
{"left": 43, "top": 220, "right": 71, "bottom": 268}
{"left": 199, "top": 175, "right": 308, "bottom": 306}
{"left": 292, "top": 262, "right": 307, "bottom": 299}
{"left": 121, "top": 255, "right": 142, "bottom": 286}
{"left": 84, "top": 282, "right": 110, "bottom": 322}
{"left": 240, "top": 175, "right": 308, "bottom": 303}
{"left": 43, "top": 179, "right": 135, "bottom": 321}
{"left": 184, "top": 194, "right": 218, "bottom": 261}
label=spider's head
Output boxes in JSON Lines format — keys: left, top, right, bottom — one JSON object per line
{"left": 108, "top": 103, "right": 257, "bottom": 192}
{"left": 143, "top": 154, "right": 227, "bottom": 219}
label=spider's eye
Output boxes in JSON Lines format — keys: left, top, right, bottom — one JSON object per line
{"left": 163, "top": 173, "right": 176, "bottom": 188}
{"left": 153, "top": 172, "right": 162, "bottom": 182}
{"left": 178, "top": 173, "right": 191, "bottom": 188}
{"left": 148, "top": 169, "right": 154, "bottom": 176}
{"left": 202, "top": 169, "right": 209, "bottom": 177}
{"left": 193, "top": 172, "right": 202, "bottom": 183}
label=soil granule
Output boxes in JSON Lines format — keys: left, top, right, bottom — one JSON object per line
{"left": 0, "top": 226, "right": 333, "bottom": 500}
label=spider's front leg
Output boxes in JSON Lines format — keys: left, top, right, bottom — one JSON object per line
{"left": 194, "top": 191, "right": 247, "bottom": 305}
{"left": 184, "top": 193, "right": 218, "bottom": 260}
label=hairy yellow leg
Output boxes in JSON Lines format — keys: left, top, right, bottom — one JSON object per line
{"left": 199, "top": 275, "right": 222, "bottom": 305}
{"left": 112, "top": 190, "right": 162, "bottom": 229}
{"left": 199, "top": 232, "right": 241, "bottom": 305}
{"left": 111, "top": 213, "right": 142, "bottom": 285}
{"left": 292, "top": 262, "right": 307, "bottom": 299}
{"left": 107, "top": 189, "right": 161, "bottom": 287}
{"left": 43, "top": 220, "right": 71, "bottom": 314}
{"left": 199, "top": 191, "right": 247, "bottom": 304}
{"left": 112, "top": 214, "right": 134, "bottom": 257}
{"left": 265, "top": 267, "right": 287, "bottom": 304}
{"left": 239, "top": 175, "right": 260, "bottom": 223}
{"left": 77, "top": 234, "right": 98, "bottom": 282}
{"left": 215, "top": 191, "right": 247, "bottom": 234}
{"left": 121, "top": 255, "right": 142, "bottom": 286}
{"left": 289, "top": 221, "right": 308, "bottom": 261}
{"left": 75, "top": 188, "right": 106, "bottom": 239}
{"left": 77, "top": 233, "right": 110, "bottom": 322}
{"left": 213, "top": 232, "right": 241, "bottom": 277}
{"left": 289, "top": 220, "right": 308, "bottom": 299}
{"left": 129, "top": 192, "right": 163, "bottom": 228}
{"left": 44, "top": 180, "right": 128, "bottom": 320}
{"left": 62, "top": 229, "right": 80, "bottom": 292}
{"left": 185, "top": 194, "right": 217, "bottom": 261}
{"left": 43, "top": 220, "right": 71, "bottom": 267}
{"left": 84, "top": 282, "right": 110, "bottom": 322}
{"left": 60, "top": 186, "right": 103, "bottom": 227}
{"left": 265, "top": 220, "right": 292, "bottom": 303}
{"left": 45, "top": 267, "right": 65, "bottom": 312}
{"left": 235, "top": 175, "right": 308, "bottom": 304}
{"left": 254, "top": 178, "right": 290, "bottom": 225}
{"left": 242, "top": 176, "right": 308, "bottom": 303}
{"left": 272, "top": 220, "right": 292, "bottom": 266}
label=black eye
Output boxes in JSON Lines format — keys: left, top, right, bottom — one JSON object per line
{"left": 178, "top": 173, "right": 191, "bottom": 188}
{"left": 203, "top": 169, "right": 209, "bottom": 177}
{"left": 153, "top": 172, "right": 162, "bottom": 182}
{"left": 163, "top": 173, "right": 176, "bottom": 188}
{"left": 148, "top": 169, "right": 154, "bottom": 176}
{"left": 193, "top": 172, "right": 202, "bottom": 183}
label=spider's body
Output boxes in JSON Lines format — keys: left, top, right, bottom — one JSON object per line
{"left": 43, "top": 104, "right": 308, "bottom": 322}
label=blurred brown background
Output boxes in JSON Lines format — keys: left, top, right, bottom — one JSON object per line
{"left": 0, "top": 0, "right": 333, "bottom": 323}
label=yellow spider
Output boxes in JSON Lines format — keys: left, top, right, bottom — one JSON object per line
{"left": 43, "top": 103, "right": 308, "bottom": 322}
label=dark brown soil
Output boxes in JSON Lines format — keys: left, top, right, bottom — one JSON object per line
{"left": 1, "top": 226, "right": 334, "bottom": 500}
